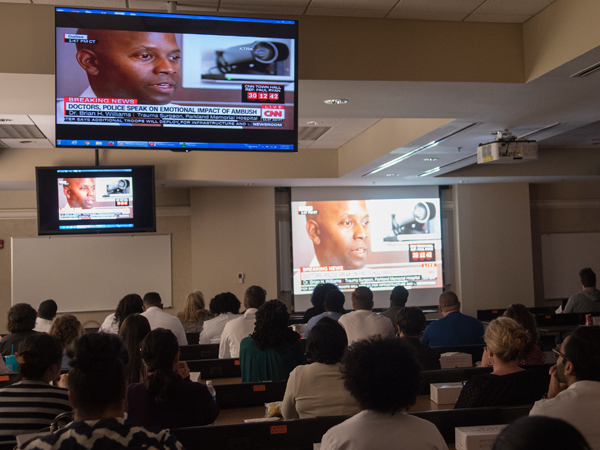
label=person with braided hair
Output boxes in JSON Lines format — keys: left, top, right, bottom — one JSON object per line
{"left": 0, "top": 334, "right": 71, "bottom": 442}
{"left": 239, "top": 300, "right": 305, "bottom": 382}
{"left": 126, "top": 328, "right": 219, "bottom": 429}
{"left": 454, "top": 317, "right": 547, "bottom": 408}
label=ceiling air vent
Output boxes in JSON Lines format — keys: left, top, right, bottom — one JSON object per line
{"left": 0, "top": 124, "right": 46, "bottom": 139}
{"left": 570, "top": 62, "right": 600, "bottom": 78}
{"left": 298, "top": 126, "right": 331, "bottom": 141}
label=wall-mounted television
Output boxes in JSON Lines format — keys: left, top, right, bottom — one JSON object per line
{"left": 55, "top": 8, "right": 298, "bottom": 152}
{"left": 36, "top": 166, "right": 156, "bottom": 235}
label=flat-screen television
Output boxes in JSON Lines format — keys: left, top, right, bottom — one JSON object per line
{"left": 55, "top": 8, "right": 298, "bottom": 152}
{"left": 36, "top": 166, "right": 156, "bottom": 235}
{"left": 290, "top": 187, "right": 445, "bottom": 311}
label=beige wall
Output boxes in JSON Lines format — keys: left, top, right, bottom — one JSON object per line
{"left": 454, "top": 183, "right": 535, "bottom": 317}
{"left": 190, "top": 187, "right": 278, "bottom": 309}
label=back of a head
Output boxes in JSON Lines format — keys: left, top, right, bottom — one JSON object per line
{"left": 579, "top": 267, "right": 596, "bottom": 288}
{"left": 180, "top": 290, "right": 207, "bottom": 323}
{"left": 311, "top": 283, "right": 338, "bottom": 310}
{"left": 143, "top": 292, "right": 162, "bottom": 308}
{"left": 115, "top": 293, "right": 144, "bottom": 329}
{"left": 7, "top": 303, "right": 37, "bottom": 333}
{"left": 210, "top": 292, "right": 241, "bottom": 315}
{"left": 141, "top": 328, "right": 180, "bottom": 404}
{"left": 564, "top": 326, "right": 600, "bottom": 381}
{"left": 503, "top": 304, "right": 537, "bottom": 353}
{"left": 390, "top": 286, "right": 409, "bottom": 307}
{"left": 396, "top": 306, "right": 426, "bottom": 337}
{"left": 67, "top": 333, "right": 129, "bottom": 417}
{"left": 352, "top": 286, "right": 373, "bottom": 310}
{"left": 306, "top": 317, "right": 348, "bottom": 364}
{"left": 484, "top": 317, "right": 529, "bottom": 363}
{"left": 38, "top": 299, "right": 58, "bottom": 320}
{"left": 341, "top": 337, "right": 420, "bottom": 414}
{"left": 49, "top": 314, "right": 82, "bottom": 348}
{"left": 439, "top": 291, "right": 460, "bottom": 313}
{"left": 324, "top": 290, "right": 345, "bottom": 313}
{"left": 252, "top": 300, "right": 297, "bottom": 350}
{"left": 119, "top": 314, "right": 151, "bottom": 350}
{"left": 245, "top": 285, "right": 267, "bottom": 310}
{"left": 18, "top": 333, "right": 63, "bottom": 379}
{"left": 492, "top": 416, "right": 591, "bottom": 450}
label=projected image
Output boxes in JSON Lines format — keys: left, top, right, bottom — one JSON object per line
{"left": 291, "top": 199, "right": 443, "bottom": 296}
{"left": 58, "top": 177, "right": 133, "bottom": 220}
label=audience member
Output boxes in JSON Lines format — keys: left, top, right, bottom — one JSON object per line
{"left": 17, "top": 332, "right": 185, "bottom": 450}
{"left": 492, "top": 416, "right": 591, "bottom": 450}
{"left": 141, "top": 292, "right": 187, "bottom": 346}
{"left": 99, "top": 294, "right": 143, "bottom": 334}
{"left": 454, "top": 317, "right": 546, "bottom": 408}
{"left": 302, "top": 283, "right": 338, "bottom": 323}
{"left": 304, "top": 289, "right": 346, "bottom": 337}
{"left": 338, "top": 287, "right": 395, "bottom": 344}
{"left": 127, "top": 328, "right": 218, "bottom": 429}
{"left": 320, "top": 337, "right": 447, "bottom": 450}
{"left": 49, "top": 314, "right": 83, "bottom": 370}
{"left": 380, "top": 285, "right": 409, "bottom": 326}
{"left": 0, "top": 334, "right": 71, "bottom": 442}
{"left": 199, "top": 292, "right": 241, "bottom": 344}
{"left": 396, "top": 306, "right": 441, "bottom": 370}
{"left": 176, "top": 290, "right": 212, "bottom": 334}
{"left": 118, "top": 314, "right": 151, "bottom": 385}
{"left": 219, "top": 285, "right": 266, "bottom": 359}
{"left": 282, "top": 317, "right": 359, "bottom": 419}
{"left": 564, "top": 268, "right": 600, "bottom": 313}
{"left": 33, "top": 299, "right": 57, "bottom": 332}
{"left": 421, "top": 291, "right": 484, "bottom": 347}
{"left": 529, "top": 326, "right": 600, "bottom": 449}
{"left": 240, "top": 300, "right": 305, "bottom": 382}
{"left": 482, "top": 304, "right": 545, "bottom": 366}
{"left": 0, "top": 303, "right": 39, "bottom": 357}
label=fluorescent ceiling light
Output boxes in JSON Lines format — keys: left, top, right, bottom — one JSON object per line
{"left": 417, "top": 153, "right": 477, "bottom": 177}
{"left": 517, "top": 123, "right": 562, "bottom": 139}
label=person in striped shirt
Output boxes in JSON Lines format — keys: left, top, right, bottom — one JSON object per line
{"left": 0, "top": 333, "right": 72, "bottom": 442}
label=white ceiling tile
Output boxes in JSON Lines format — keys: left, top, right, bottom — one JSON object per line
{"left": 218, "top": 4, "right": 307, "bottom": 14}
{"left": 29, "top": 115, "right": 55, "bottom": 143}
{"left": 473, "top": 0, "right": 556, "bottom": 16}
{"left": 392, "top": 0, "right": 485, "bottom": 14}
{"left": 128, "top": 0, "right": 169, "bottom": 11}
{"left": 336, "top": 118, "right": 379, "bottom": 128}
{"left": 305, "top": 7, "right": 388, "bottom": 18}
{"left": 298, "top": 141, "right": 313, "bottom": 148}
{"left": 298, "top": 117, "right": 343, "bottom": 127}
{"left": 318, "top": 127, "right": 362, "bottom": 141}
{"left": 386, "top": 10, "right": 468, "bottom": 20}
{"left": 309, "top": 140, "right": 347, "bottom": 148}
{"left": 33, "top": 0, "right": 126, "bottom": 7}
{"left": 0, "top": 0, "right": 31, "bottom": 4}
{"left": 309, "top": 0, "right": 397, "bottom": 8}
{"left": 464, "top": 12, "right": 531, "bottom": 23}
{"left": 220, "top": 0, "right": 308, "bottom": 6}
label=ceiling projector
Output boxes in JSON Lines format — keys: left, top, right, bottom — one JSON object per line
{"left": 477, "top": 130, "right": 538, "bottom": 164}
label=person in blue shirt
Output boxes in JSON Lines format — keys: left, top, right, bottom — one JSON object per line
{"left": 421, "top": 291, "right": 484, "bottom": 347}
{"left": 304, "top": 289, "right": 346, "bottom": 337}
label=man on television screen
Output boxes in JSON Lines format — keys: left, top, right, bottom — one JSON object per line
{"left": 62, "top": 178, "right": 96, "bottom": 209}
{"left": 305, "top": 200, "right": 370, "bottom": 270}
{"left": 74, "top": 30, "right": 181, "bottom": 105}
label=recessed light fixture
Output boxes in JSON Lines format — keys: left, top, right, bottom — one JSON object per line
{"left": 423, "top": 158, "right": 438, "bottom": 162}
{"left": 19, "top": 141, "right": 34, "bottom": 144}
{"left": 460, "top": 180, "right": 470, "bottom": 183}
{"left": 306, "top": 121, "right": 322, "bottom": 125}
{"left": 245, "top": 183, "right": 254, "bottom": 186}
{"left": 385, "top": 173, "right": 400, "bottom": 177}
{"left": 0, "top": 119, "right": 13, "bottom": 122}
{"left": 324, "top": 99, "right": 349, "bottom": 105}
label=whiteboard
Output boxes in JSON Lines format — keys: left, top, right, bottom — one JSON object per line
{"left": 541, "top": 233, "right": 600, "bottom": 299}
{"left": 12, "top": 234, "right": 172, "bottom": 313}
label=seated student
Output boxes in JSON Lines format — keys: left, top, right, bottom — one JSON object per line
{"left": 0, "top": 334, "right": 71, "bottom": 442}
{"left": 0, "top": 303, "right": 39, "bottom": 357}
{"left": 320, "top": 337, "right": 448, "bottom": 450}
{"left": 33, "top": 299, "right": 57, "bottom": 333}
{"left": 303, "top": 283, "right": 339, "bottom": 323}
{"left": 176, "top": 290, "right": 212, "bottom": 334}
{"left": 282, "top": 317, "right": 360, "bottom": 419}
{"left": 240, "top": 300, "right": 305, "bottom": 383}
{"left": 454, "top": 317, "right": 547, "bottom": 409}
{"left": 118, "top": 314, "right": 151, "bottom": 385}
{"left": 49, "top": 314, "right": 84, "bottom": 370}
{"left": 17, "top": 333, "right": 185, "bottom": 450}
{"left": 303, "top": 289, "right": 346, "bottom": 338}
{"left": 396, "top": 307, "right": 441, "bottom": 370}
{"left": 199, "top": 292, "right": 241, "bottom": 344}
{"left": 99, "top": 294, "right": 143, "bottom": 335}
{"left": 127, "top": 328, "right": 219, "bottom": 429}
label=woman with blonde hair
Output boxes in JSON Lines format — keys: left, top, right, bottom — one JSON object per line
{"left": 177, "top": 290, "right": 212, "bottom": 333}
{"left": 49, "top": 314, "right": 83, "bottom": 370}
{"left": 454, "top": 317, "right": 547, "bottom": 408}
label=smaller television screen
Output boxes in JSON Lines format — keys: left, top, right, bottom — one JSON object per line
{"left": 36, "top": 166, "right": 155, "bottom": 235}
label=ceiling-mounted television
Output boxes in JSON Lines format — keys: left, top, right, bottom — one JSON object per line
{"left": 55, "top": 8, "right": 298, "bottom": 152}
{"left": 36, "top": 166, "right": 156, "bottom": 235}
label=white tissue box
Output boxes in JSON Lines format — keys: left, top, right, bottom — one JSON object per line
{"left": 455, "top": 425, "right": 507, "bottom": 450}
{"left": 440, "top": 352, "right": 472, "bottom": 368}
{"left": 430, "top": 382, "right": 463, "bottom": 404}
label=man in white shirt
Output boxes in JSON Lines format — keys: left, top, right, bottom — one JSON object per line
{"left": 219, "top": 286, "right": 266, "bottom": 358}
{"left": 338, "top": 286, "right": 395, "bottom": 344}
{"left": 529, "top": 326, "right": 600, "bottom": 449}
{"left": 140, "top": 292, "right": 187, "bottom": 346}
{"left": 33, "top": 299, "right": 57, "bottom": 333}
{"left": 199, "top": 293, "right": 241, "bottom": 345}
